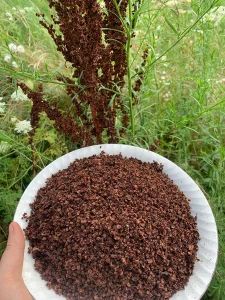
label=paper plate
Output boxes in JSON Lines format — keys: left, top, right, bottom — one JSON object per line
{"left": 14, "top": 144, "right": 218, "bottom": 300}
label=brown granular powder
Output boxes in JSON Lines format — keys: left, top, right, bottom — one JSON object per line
{"left": 24, "top": 154, "right": 199, "bottom": 300}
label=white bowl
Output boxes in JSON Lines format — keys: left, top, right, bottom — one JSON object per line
{"left": 14, "top": 144, "right": 218, "bottom": 300}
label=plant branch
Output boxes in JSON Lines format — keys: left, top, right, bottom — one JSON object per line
{"left": 127, "top": 0, "right": 135, "bottom": 136}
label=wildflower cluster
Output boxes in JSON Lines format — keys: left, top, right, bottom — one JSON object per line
{"left": 0, "top": 88, "right": 32, "bottom": 135}
{"left": 11, "top": 87, "right": 29, "bottom": 102}
{"left": 14, "top": 120, "right": 32, "bottom": 134}
{"left": 5, "top": 6, "right": 34, "bottom": 21}
{"left": 10, "top": 87, "right": 32, "bottom": 134}
{"left": 8, "top": 43, "right": 25, "bottom": 54}
{"left": 3, "top": 43, "right": 25, "bottom": 69}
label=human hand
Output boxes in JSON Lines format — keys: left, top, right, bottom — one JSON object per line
{"left": 0, "top": 222, "right": 33, "bottom": 300}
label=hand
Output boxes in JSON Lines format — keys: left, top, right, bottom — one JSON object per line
{"left": 0, "top": 222, "right": 33, "bottom": 300}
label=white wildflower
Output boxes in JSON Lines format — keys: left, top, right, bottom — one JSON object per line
{"left": 14, "top": 120, "right": 32, "bottom": 134}
{"left": 8, "top": 43, "right": 18, "bottom": 53}
{"left": 5, "top": 12, "right": 13, "bottom": 21}
{"left": 11, "top": 117, "right": 18, "bottom": 123}
{"left": 0, "top": 97, "right": 3, "bottom": 101}
{"left": 203, "top": 6, "right": 225, "bottom": 26}
{"left": 166, "top": 0, "right": 191, "bottom": 7}
{"left": 178, "top": 9, "right": 186, "bottom": 14}
{"left": 11, "top": 87, "right": 29, "bottom": 102}
{"left": 19, "top": 9, "right": 25, "bottom": 14}
{"left": 0, "top": 102, "right": 6, "bottom": 114}
{"left": 166, "top": 0, "right": 179, "bottom": 6}
{"left": 12, "top": 61, "right": 18, "bottom": 68}
{"left": 17, "top": 45, "right": 25, "bottom": 53}
{"left": 164, "top": 91, "right": 172, "bottom": 101}
{"left": 193, "top": 29, "right": 203, "bottom": 34}
{"left": 4, "top": 54, "right": 12, "bottom": 63}
{"left": 24, "top": 7, "right": 34, "bottom": 12}
{"left": 8, "top": 43, "right": 25, "bottom": 55}
{"left": 12, "top": 7, "right": 17, "bottom": 11}
{"left": 0, "top": 141, "right": 11, "bottom": 154}
{"left": 5, "top": 12, "right": 12, "bottom": 17}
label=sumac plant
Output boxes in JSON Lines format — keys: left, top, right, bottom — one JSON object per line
{"left": 20, "top": 0, "right": 146, "bottom": 146}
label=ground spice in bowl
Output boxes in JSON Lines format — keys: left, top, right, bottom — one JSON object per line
{"left": 23, "top": 153, "right": 199, "bottom": 300}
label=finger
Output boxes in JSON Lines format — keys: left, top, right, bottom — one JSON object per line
{"left": 0, "top": 222, "right": 25, "bottom": 279}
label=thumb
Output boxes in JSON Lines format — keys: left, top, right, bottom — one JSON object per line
{"left": 0, "top": 222, "right": 25, "bottom": 279}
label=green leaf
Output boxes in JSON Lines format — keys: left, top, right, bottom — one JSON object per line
{"left": 164, "top": 16, "right": 179, "bottom": 36}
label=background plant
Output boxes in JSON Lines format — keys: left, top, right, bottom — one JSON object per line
{"left": 0, "top": 0, "right": 225, "bottom": 298}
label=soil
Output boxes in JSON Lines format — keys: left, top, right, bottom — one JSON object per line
{"left": 23, "top": 153, "right": 199, "bottom": 300}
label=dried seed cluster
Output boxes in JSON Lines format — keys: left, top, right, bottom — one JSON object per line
{"left": 21, "top": 1, "right": 131, "bottom": 145}
{"left": 133, "top": 49, "right": 149, "bottom": 104}
{"left": 24, "top": 154, "right": 199, "bottom": 300}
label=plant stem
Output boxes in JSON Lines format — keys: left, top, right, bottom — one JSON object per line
{"left": 112, "top": 0, "right": 129, "bottom": 34}
{"left": 127, "top": 0, "right": 135, "bottom": 137}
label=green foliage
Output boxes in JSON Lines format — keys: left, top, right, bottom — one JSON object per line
{"left": 0, "top": 0, "right": 224, "bottom": 298}
{"left": 0, "top": 190, "right": 22, "bottom": 224}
